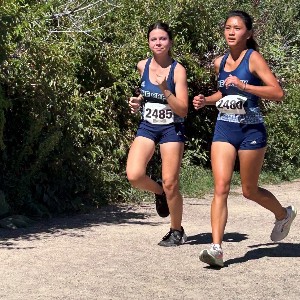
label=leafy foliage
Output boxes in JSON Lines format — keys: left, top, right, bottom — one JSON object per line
{"left": 0, "top": 0, "right": 299, "bottom": 217}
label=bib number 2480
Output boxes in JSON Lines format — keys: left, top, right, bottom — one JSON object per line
{"left": 216, "top": 95, "right": 247, "bottom": 114}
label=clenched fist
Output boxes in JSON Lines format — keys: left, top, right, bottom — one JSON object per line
{"left": 129, "top": 95, "right": 143, "bottom": 114}
{"left": 193, "top": 94, "right": 206, "bottom": 110}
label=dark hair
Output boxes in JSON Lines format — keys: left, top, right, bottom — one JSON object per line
{"left": 147, "top": 21, "right": 173, "bottom": 41}
{"left": 225, "top": 10, "right": 259, "bottom": 51}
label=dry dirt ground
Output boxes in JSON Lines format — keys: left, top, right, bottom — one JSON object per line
{"left": 0, "top": 179, "right": 299, "bottom": 300}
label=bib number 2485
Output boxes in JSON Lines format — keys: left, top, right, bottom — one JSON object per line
{"left": 145, "top": 108, "right": 173, "bottom": 120}
{"left": 143, "top": 102, "right": 174, "bottom": 124}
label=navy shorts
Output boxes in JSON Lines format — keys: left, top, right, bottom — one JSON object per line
{"left": 213, "top": 120, "right": 267, "bottom": 150}
{"left": 136, "top": 120, "right": 185, "bottom": 144}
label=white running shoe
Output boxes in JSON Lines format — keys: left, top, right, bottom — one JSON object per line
{"left": 199, "top": 244, "right": 224, "bottom": 267}
{"left": 271, "top": 205, "right": 297, "bottom": 242}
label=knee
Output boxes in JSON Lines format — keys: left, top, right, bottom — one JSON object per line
{"left": 242, "top": 185, "right": 258, "bottom": 200}
{"left": 126, "top": 169, "right": 144, "bottom": 187}
{"left": 162, "top": 178, "right": 179, "bottom": 197}
{"left": 214, "top": 181, "right": 230, "bottom": 198}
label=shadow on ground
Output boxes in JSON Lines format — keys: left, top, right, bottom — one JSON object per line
{"left": 225, "top": 242, "right": 300, "bottom": 266}
{"left": 186, "top": 232, "right": 249, "bottom": 245}
{"left": 0, "top": 204, "right": 157, "bottom": 244}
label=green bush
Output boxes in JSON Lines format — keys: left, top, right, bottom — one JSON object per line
{"left": 0, "top": 0, "right": 299, "bottom": 217}
{"left": 264, "top": 83, "right": 300, "bottom": 179}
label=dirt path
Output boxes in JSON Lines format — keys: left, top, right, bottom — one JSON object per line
{"left": 0, "top": 179, "right": 299, "bottom": 300}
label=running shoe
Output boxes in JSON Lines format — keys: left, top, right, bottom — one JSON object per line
{"left": 155, "top": 180, "right": 169, "bottom": 218}
{"left": 271, "top": 205, "right": 297, "bottom": 242}
{"left": 158, "top": 227, "right": 187, "bottom": 247}
{"left": 199, "top": 244, "right": 224, "bottom": 267}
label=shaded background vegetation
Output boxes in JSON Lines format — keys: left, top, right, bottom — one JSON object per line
{"left": 0, "top": 0, "right": 299, "bottom": 221}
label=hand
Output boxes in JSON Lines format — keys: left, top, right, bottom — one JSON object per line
{"left": 129, "top": 95, "right": 142, "bottom": 114}
{"left": 224, "top": 74, "right": 244, "bottom": 90}
{"left": 193, "top": 94, "right": 206, "bottom": 110}
{"left": 155, "top": 74, "right": 168, "bottom": 91}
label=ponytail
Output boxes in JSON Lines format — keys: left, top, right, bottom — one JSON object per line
{"left": 247, "top": 36, "right": 259, "bottom": 51}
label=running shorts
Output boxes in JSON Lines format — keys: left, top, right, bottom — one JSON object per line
{"left": 212, "top": 120, "right": 267, "bottom": 150}
{"left": 136, "top": 120, "right": 185, "bottom": 144}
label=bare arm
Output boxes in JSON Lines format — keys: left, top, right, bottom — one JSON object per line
{"left": 128, "top": 60, "right": 147, "bottom": 113}
{"left": 223, "top": 51, "right": 284, "bottom": 101}
{"left": 248, "top": 51, "right": 284, "bottom": 101}
{"left": 156, "top": 63, "right": 188, "bottom": 117}
{"left": 136, "top": 59, "right": 147, "bottom": 76}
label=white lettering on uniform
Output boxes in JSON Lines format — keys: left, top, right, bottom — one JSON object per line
{"left": 218, "top": 79, "right": 248, "bottom": 88}
{"left": 218, "top": 80, "right": 225, "bottom": 87}
{"left": 141, "top": 89, "right": 165, "bottom": 101}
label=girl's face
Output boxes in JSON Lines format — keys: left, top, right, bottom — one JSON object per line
{"left": 148, "top": 28, "right": 172, "bottom": 55}
{"left": 224, "top": 16, "right": 251, "bottom": 47}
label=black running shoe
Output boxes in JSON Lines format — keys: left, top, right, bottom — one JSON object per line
{"left": 158, "top": 227, "right": 187, "bottom": 247}
{"left": 155, "top": 180, "right": 169, "bottom": 218}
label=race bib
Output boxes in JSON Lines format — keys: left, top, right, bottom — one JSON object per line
{"left": 143, "top": 102, "right": 174, "bottom": 125}
{"left": 216, "top": 95, "right": 247, "bottom": 114}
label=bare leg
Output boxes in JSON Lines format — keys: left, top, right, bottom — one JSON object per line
{"left": 126, "top": 136, "right": 163, "bottom": 195}
{"left": 160, "top": 141, "right": 184, "bottom": 231}
{"left": 210, "top": 142, "right": 237, "bottom": 245}
{"left": 238, "top": 147, "right": 286, "bottom": 220}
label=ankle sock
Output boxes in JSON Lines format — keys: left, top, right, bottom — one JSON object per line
{"left": 212, "top": 243, "right": 222, "bottom": 250}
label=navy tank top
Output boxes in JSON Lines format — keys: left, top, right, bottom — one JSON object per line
{"left": 217, "top": 49, "right": 264, "bottom": 124}
{"left": 140, "top": 58, "right": 184, "bottom": 123}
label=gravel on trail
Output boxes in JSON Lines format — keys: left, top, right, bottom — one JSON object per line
{"left": 0, "top": 179, "right": 299, "bottom": 300}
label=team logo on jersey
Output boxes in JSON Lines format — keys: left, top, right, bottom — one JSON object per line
{"left": 141, "top": 81, "right": 146, "bottom": 87}
{"left": 218, "top": 79, "right": 248, "bottom": 88}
